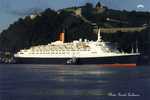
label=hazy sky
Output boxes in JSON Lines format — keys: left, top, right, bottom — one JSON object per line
{"left": 0, "top": 0, "right": 149, "bottom": 32}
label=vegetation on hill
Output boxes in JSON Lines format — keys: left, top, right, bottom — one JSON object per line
{"left": 0, "top": 8, "right": 93, "bottom": 51}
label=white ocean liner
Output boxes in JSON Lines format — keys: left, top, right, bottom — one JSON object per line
{"left": 14, "top": 29, "right": 140, "bottom": 65}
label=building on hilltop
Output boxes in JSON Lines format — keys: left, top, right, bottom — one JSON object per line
{"left": 94, "top": 2, "right": 106, "bottom": 14}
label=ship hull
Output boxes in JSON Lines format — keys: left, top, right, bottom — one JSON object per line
{"left": 14, "top": 55, "right": 139, "bottom": 65}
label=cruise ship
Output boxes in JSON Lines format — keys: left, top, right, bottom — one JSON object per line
{"left": 14, "top": 29, "right": 140, "bottom": 65}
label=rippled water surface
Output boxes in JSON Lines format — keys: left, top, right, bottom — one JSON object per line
{"left": 0, "top": 64, "right": 150, "bottom": 100}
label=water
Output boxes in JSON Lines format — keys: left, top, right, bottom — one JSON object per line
{"left": 0, "top": 64, "right": 150, "bottom": 100}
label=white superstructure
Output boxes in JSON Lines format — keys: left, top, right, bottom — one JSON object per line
{"left": 14, "top": 29, "right": 140, "bottom": 58}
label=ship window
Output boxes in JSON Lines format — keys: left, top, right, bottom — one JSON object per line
{"left": 91, "top": 52, "right": 97, "bottom": 54}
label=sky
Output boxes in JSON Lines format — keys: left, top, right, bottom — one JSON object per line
{"left": 0, "top": 0, "right": 150, "bottom": 33}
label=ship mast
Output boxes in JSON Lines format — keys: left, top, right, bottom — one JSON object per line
{"left": 136, "top": 40, "right": 139, "bottom": 53}
{"left": 97, "top": 28, "right": 102, "bottom": 42}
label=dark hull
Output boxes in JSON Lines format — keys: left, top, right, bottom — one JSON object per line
{"left": 14, "top": 55, "right": 139, "bottom": 65}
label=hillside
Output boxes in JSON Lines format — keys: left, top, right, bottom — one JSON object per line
{"left": 0, "top": 8, "right": 94, "bottom": 51}
{"left": 0, "top": 2, "right": 149, "bottom": 58}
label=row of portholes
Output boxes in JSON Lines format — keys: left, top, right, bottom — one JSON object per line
{"left": 28, "top": 52, "right": 81, "bottom": 54}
